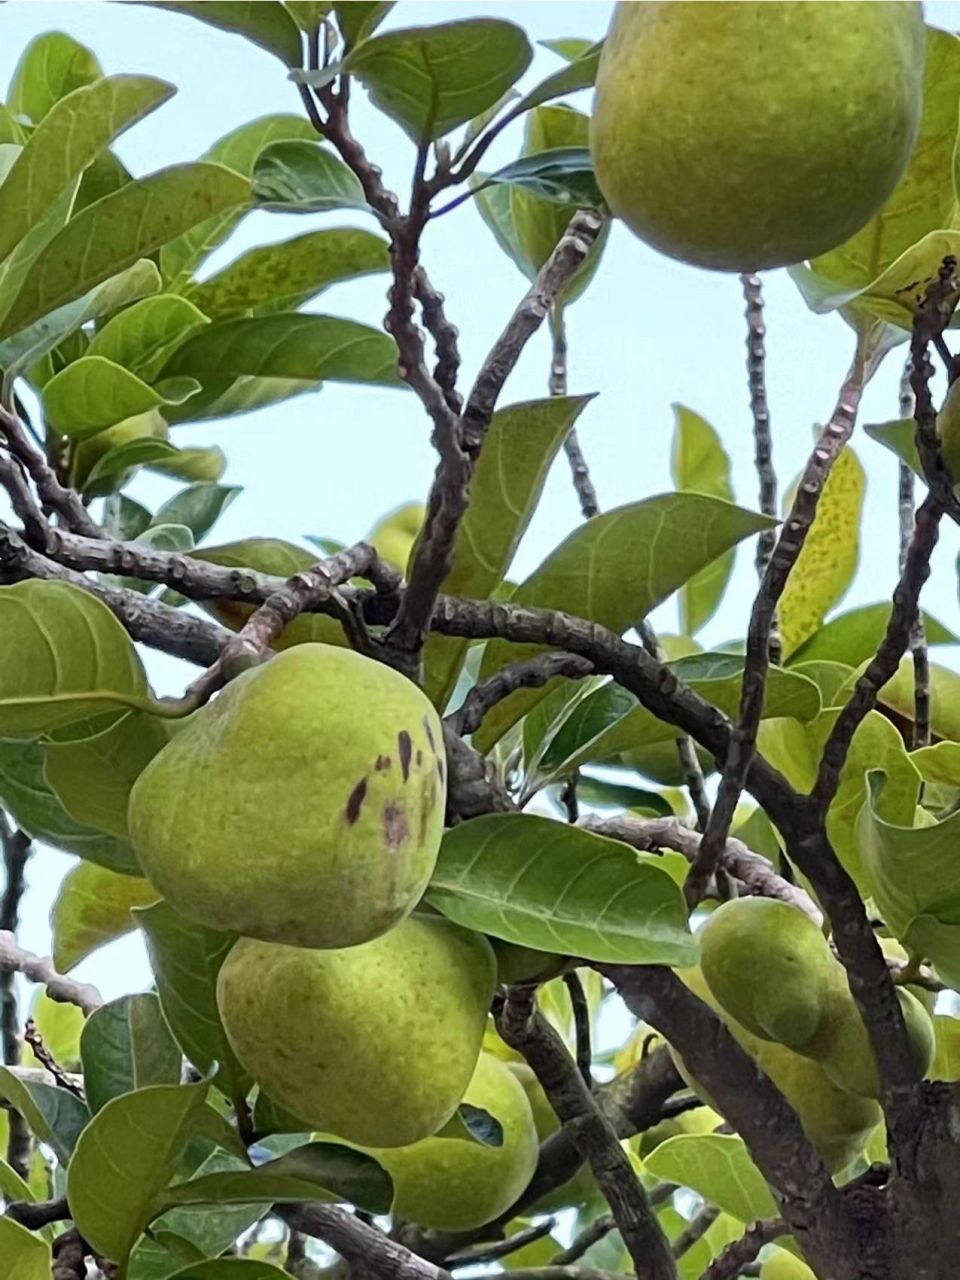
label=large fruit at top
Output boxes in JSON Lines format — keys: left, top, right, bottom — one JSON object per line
{"left": 217, "top": 915, "right": 497, "bottom": 1147}
{"left": 128, "top": 644, "right": 446, "bottom": 949}
{"left": 364, "top": 1053, "right": 540, "bottom": 1230}
{"left": 590, "top": 2, "right": 924, "bottom": 271}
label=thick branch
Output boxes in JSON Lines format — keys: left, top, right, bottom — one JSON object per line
{"left": 0, "top": 405, "right": 101, "bottom": 536}
{"left": 497, "top": 987, "right": 677, "bottom": 1280}
{"left": 604, "top": 966, "right": 857, "bottom": 1280}
{"left": 280, "top": 1204, "right": 451, "bottom": 1280}
{"left": 698, "top": 1218, "right": 786, "bottom": 1280}
{"left": 685, "top": 343, "right": 867, "bottom": 903}
{"left": 0, "top": 932, "right": 102, "bottom": 1014}
{"left": 580, "top": 814, "right": 821, "bottom": 925}
{"left": 0, "top": 818, "right": 31, "bottom": 1177}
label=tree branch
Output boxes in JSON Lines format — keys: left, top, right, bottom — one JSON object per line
{"left": 550, "top": 1216, "right": 616, "bottom": 1266}
{"left": 446, "top": 652, "right": 593, "bottom": 738}
{"left": 0, "top": 932, "right": 102, "bottom": 1014}
{"left": 0, "top": 817, "right": 31, "bottom": 1177}
{"left": 551, "top": 307, "right": 598, "bottom": 519}
{"left": 685, "top": 340, "right": 868, "bottom": 903}
{"left": 580, "top": 814, "right": 821, "bottom": 925}
{"left": 280, "top": 1204, "right": 452, "bottom": 1280}
{"left": 897, "top": 360, "right": 931, "bottom": 749}
{"left": 496, "top": 986, "right": 677, "bottom": 1280}
{"left": 698, "top": 1218, "right": 786, "bottom": 1280}
{"left": 0, "top": 405, "right": 101, "bottom": 536}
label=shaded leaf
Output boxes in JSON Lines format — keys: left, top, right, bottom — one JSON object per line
{"left": 51, "top": 860, "right": 158, "bottom": 972}
{"left": 0, "top": 739, "right": 140, "bottom": 873}
{"left": 67, "top": 1079, "right": 211, "bottom": 1266}
{"left": 45, "top": 711, "right": 169, "bottom": 839}
{"left": 779, "top": 449, "right": 865, "bottom": 658}
{"left": 471, "top": 175, "right": 531, "bottom": 277}
{"left": 671, "top": 405, "right": 735, "bottom": 635}
{"left": 0, "top": 75, "right": 174, "bottom": 267}
{"left": 81, "top": 994, "right": 182, "bottom": 1113}
{"left": 286, "top": 1, "right": 333, "bottom": 31}
{"left": 43, "top": 357, "right": 200, "bottom": 438}
{"left": 159, "top": 1141, "right": 393, "bottom": 1215}
{"left": 167, "top": 1264, "right": 285, "bottom": 1280}
{"left": 511, "top": 40, "right": 601, "bottom": 115}
{"left": 0, "top": 581, "right": 149, "bottom": 736}
{"left": 334, "top": 1, "right": 393, "bottom": 47}
{"left": 789, "top": 603, "right": 957, "bottom": 668}
{"left": 427, "top": 813, "right": 696, "bottom": 965}
{"left": 87, "top": 294, "right": 209, "bottom": 381}
{"left": 153, "top": 484, "right": 241, "bottom": 542}
{"left": 251, "top": 139, "right": 368, "bottom": 213}
{"left": 144, "top": 2, "right": 302, "bottom": 65}
{"left": 163, "top": 312, "right": 401, "bottom": 387}
{"left": 8, "top": 32, "right": 101, "bottom": 124}
{"left": 433, "top": 1103, "right": 503, "bottom": 1148}
{"left": 75, "top": 146, "right": 132, "bottom": 213}
{"left": 0, "top": 163, "right": 251, "bottom": 341}
{"left": 187, "top": 228, "right": 389, "bottom": 318}
{"left": 82, "top": 437, "right": 181, "bottom": 499}
{"left": 339, "top": 19, "right": 532, "bottom": 142}
{"left": 135, "top": 901, "right": 250, "bottom": 1100}
{"left": 873, "top": 657, "right": 960, "bottom": 743}
{"left": 474, "top": 494, "right": 776, "bottom": 750}
{"left": 423, "top": 395, "right": 593, "bottom": 710}
{"left": 148, "top": 446, "right": 227, "bottom": 483}
{"left": 644, "top": 1132, "right": 777, "bottom": 1225}
{"left": 0, "top": 1067, "right": 90, "bottom": 1163}
{"left": 0, "top": 1217, "right": 50, "bottom": 1280}
{"left": 489, "top": 145, "right": 601, "bottom": 207}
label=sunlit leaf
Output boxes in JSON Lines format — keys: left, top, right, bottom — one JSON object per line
{"left": 42, "top": 356, "right": 200, "bottom": 438}
{"left": 671, "top": 404, "right": 736, "bottom": 636}
{"left": 52, "top": 860, "right": 158, "bottom": 971}
{"left": 143, "top": 2, "right": 303, "bottom": 65}
{"left": 86, "top": 294, "right": 209, "bottom": 381}
{"left": 644, "top": 1132, "right": 777, "bottom": 1224}
{"left": 8, "top": 32, "right": 101, "bottom": 124}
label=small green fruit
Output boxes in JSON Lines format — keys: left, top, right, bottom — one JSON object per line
{"left": 368, "top": 503, "right": 425, "bottom": 576}
{"left": 129, "top": 644, "right": 446, "bottom": 949}
{"left": 217, "top": 916, "right": 497, "bottom": 1147}
{"left": 590, "top": 2, "right": 924, "bottom": 271}
{"left": 699, "top": 898, "right": 844, "bottom": 1055}
{"left": 760, "top": 1248, "right": 816, "bottom": 1280}
{"left": 365, "top": 1053, "right": 539, "bottom": 1230}
{"left": 820, "top": 987, "right": 935, "bottom": 1100}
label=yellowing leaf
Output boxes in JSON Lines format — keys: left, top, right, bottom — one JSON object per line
{"left": 52, "top": 861, "right": 158, "bottom": 972}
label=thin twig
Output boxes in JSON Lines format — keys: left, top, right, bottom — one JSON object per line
{"left": 0, "top": 931, "right": 102, "bottom": 1014}
{"left": 551, "top": 1216, "right": 616, "bottom": 1266}
{"left": 446, "top": 1221, "right": 557, "bottom": 1267}
{"left": 698, "top": 1219, "right": 786, "bottom": 1280}
{"left": 671, "top": 1205, "right": 719, "bottom": 1260}
{"left": 496, "top": 987, "right": 677, "bottom": 1280}
{"left": 580, "top": 814, "right": 821, "bottom": 925}
{"left": 897, "top": 359, "right": 930, "bottom": 748}
{"left": 551, "top": 306, "right": 598, "bottom": 519}
{"left": 0, "top": 405, "right": 102, "bottom": 536}
{"left": 6, "top": 1195, "right": 70, "bottom": 1229}
{"left": 740, "top": 273, "right": 780, "bottom": 664}
{"left": 24, "top": 1017, "right": 85, "bottom": 1098}
{"left": 446, "top": 652, "right": 594, "bottom": 737}
{"left": 564, "top": 971, "right": 593, "bottom": 1087}
{"left": 685, "top": 341, "right": 868, "bottom": 904}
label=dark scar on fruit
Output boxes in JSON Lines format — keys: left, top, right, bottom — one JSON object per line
{"left": 398, "top": 730, "right": 413, "bottom": 782}
{"left": 345, "top": 777, "right": 368, "bottom": 824}
{"left": 416, "top": 748, "right": 423, "bottom": 767}
{"left": 437, "top": 757, "right": 445, "bottom": 785}
{"left": 375, "top": 754, "right": 390, "bottom": 771}
{"left": 423, "top": 717, "right": 436, "bottom": 752}
{"left": 383, "top": 800, "right": 409, "bottom": 850}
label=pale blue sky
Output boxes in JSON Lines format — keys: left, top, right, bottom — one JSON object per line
{"left": 2, "top": 1, "right": 960, "bottom": 1003}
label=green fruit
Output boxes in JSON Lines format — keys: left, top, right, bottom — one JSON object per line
{"left": 699, "top": 898, "right": 845, "bottom": 1055}
{"left": 674, "top": 968, "right": 880, "bottom": 1173}
{"left": 506, "top": 1061, "right": 595, "bottom": 1211}
{"left": 129, "top": 644, "right": 446, "bottom": 948}
{"left": 590, "top": 2, "right": 924, "bottom": 271}
{"left": 365, "top": 1053, "right": 539, "bottom": 1230}
{"left": 760, "top": 1249, "right": 816, "bottom": 1280}
{"left": 820, "top": 987, "right": 935, "bottom": 1100}
{"left": 368, "top": 503, "right": 425, "bottom": 576}
{"left": 217, "top": 916, "right": 496, "bottom": 1147}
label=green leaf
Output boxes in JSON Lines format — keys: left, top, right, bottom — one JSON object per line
{"left": 45, "top": 710, "right": 169, "bottom": 839}
{"left": 423, "top": 395, "right": 593, "bottom": 709}
{"left": 251, "top": 139, "right": 368, "bottom": 213}
{"left": 83, "top": 438, "right": 182, "bottom": 499}
{"left": 0, "top": 1217, "right": 50, "bottom": 1280}
{"left": 863, "top": 416, "right": 920, "bottom": 477}
{"left": 135, "top": 901, "right": 250, "bottom": 1100}
{"left": 0, "top": 106, "right": 26, "bottom": 145}
{"left": 162, "top": 312, "right": 401, "bottom": 387}
{"left": 163, "top": 374, "right": 319, "bottom": 424}
{"left": 471, "top": 175, "right": 531, "bottom": 277}
{"left": 144, "top": 2, "right": 303, "bottom": 65}
{"left": 434, "top": 1104, "right": 503, "bottom": 1147}
{"left": 8, "top": 32, "right": 101, "bottom": 124}
{"left": 152, "top": 1146, "right": 270, "bottom": 1268}
{"left": 475, "top": 494, "right": 777, "bottom": 750}
{"left": 285, "top": 1, "right": 332, "bottom": 31}
{"left": 488, "top": 144, "right": 602, "bottom": 207}
{"left": 166, "top": 1264, "right": 285, "bottom": 1280}
{"left": 0, "top": 260, "right": 161, "bottom": 383}
{"left": 873, "top": 657, "right": 960, "bottom": 743}
{"left": 160, "top": 1141, "right": 393, "bottom": 1215}
{"left": 0, "top": 163, "right": 251, "bottom": 342}
{"left": 81, "top": 995, "right": 182, "bottom": 1113}
{"left": 778, "top": 448, "right": 865, "bottom": 658}
{"left": 859, "top": 772, "right": 960, "bottom": 991}
{"left": 797, "top": 29, "right": 960, "bottom": 326}
{"left": 0, "top": 177, "right": 77, "bottom": 339}
{"left": 162, "top": 116, "right": 316, "bottom": 289}
{"left": 51, "top": 860, "right": 158, "bottom": 972}
{"left": 338, "top": 19, "right": 532, "bottom": 142}
{"left": 510, "top": 40, "right": 601, "bottom": 116}
{"left": 931, "top": 1013, "right": 960, "bottom": 1080}
{"left": 789, "top": 603, "right": 958, "bottom": 668}
{"left": 43, "top": 357, "right": 200, "bottom": 438}
{"left": 153, "top": 483, "right": 241, "bottom": 541}
{"left": 571, "top": 775, "right": 674, "bottom": 817}
{"left": 148, "top": 446, "right": 228, "bottom": 484}
{"left": 426, "top": 813, "right": 696, "bottom": 965}
{"left": 644, "top": 1133, "right": 777, "bottom": 1225}
{"left": 67, "top": 1079, "right": 212, "bottom": 1266}
{"left": 671, "top": 405, "right": 735, "bottom": 635}
{"left": 0, "top": 1152, "right": 35, "bottom": 1204}
{"left": 0, "top": 76, "right": 174, "bottom": 267}
{"left": 186, "top": 228, "right": 389, "bottom": 319}
{"left": 334, "top": 1, "right": 393, "bottom": 47}
{"left": 0, "top": 739, "right": 140, "bottom": 873}
{"left": 525, "top": 658, "right": 820, "bottom": 795}
{"left": 75, "top": 147, "right": 133, "bottom": 213}
{"left": 758, "top": 709, "right": 921, "bottom": 891}
{"left": 0, "top": 1067, "right": 90, "bottom": 1162}
{"left": 0, "top": 581, "right": 150, "bottom": 736}
{"left": 87, "top": 294, "right": 209, "bottom": 381}
{"left": 788, "top": 660, "right": 854, "bottom": 708}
